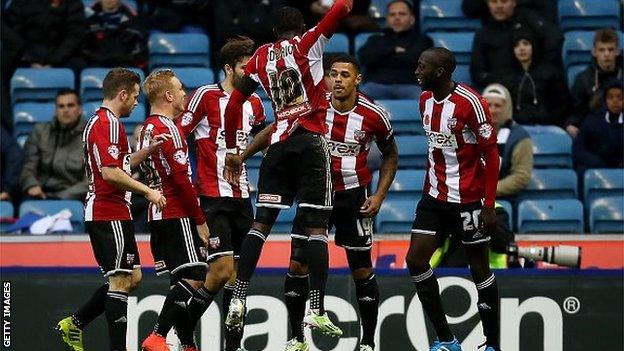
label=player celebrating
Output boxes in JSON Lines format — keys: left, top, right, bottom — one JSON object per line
{"left": 56, "top": 68, "right": 167, "bottom": 351}
{"left": 408, "top": 47, "right": 501, "bottom": 351}
{"left": 222, "top": 0, "right": 353, "bottom": 338}
{"left": 138, "top": 70, "right": 210, "bottom": 351}
{"left": 177, "top": 36, "right": 266, "bottom": 351}
{"left": 284, "top": 55, "right": 398, "bottom": 351}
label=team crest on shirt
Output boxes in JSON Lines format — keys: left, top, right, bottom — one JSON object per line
{"left": 423, "top": 114, "right": 430, "bottom": 126}
{"left": 209, "top": 237, "right": 221, "bottom": 249}
{"left": 173, "top": 150, "right": 187, "bottom": 165}
{"left": 180, "top": 112, "right": 193, "bottom": 127}
{"left": 126, "top": 253, "right": 135, "bottom": 265}
{"left": 478, "top": 123, "right": 494, "bottom": 139}
{"left": 354, "top": 130, "right": 368, "bottom": 143}
{"left": 447, "top": 117, "right": 458, "bottom": 130}
{"left": 107, "top": 145, "right": 119, "bottom": 159}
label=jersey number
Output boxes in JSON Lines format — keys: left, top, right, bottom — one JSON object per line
{"left": 460, "top": 209, "right": 481, "bottom": 231}
{"left": 268, "top": 68, "right": 305, "bottom": 110}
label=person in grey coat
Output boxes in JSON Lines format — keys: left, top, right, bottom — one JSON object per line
{"left": 20, "top": 89, "right": 88, "bottom": 201}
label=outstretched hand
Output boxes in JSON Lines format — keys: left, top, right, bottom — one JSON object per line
{"left": 224, "top": 153, "right": 243, "bottom": 186}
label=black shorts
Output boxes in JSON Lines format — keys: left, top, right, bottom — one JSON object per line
{"left": 149, "top": 218, "right": 207, "bottom": 276}
{"left": 86, "top": 220, "right": 140, "bottom": 277}
{"left": 256, "top": 130, "right": 332, "bottom": 211}
{"left": 411, "top": 194, "right": 490, "bottom": 245}
{"left": 292, "top": 186, "right": 373, "bottom": 250}
{"left": 200, "top": 197, "right": 253, "bottom": 261}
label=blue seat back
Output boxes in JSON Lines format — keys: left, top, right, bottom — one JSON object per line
{"left": 518, "top": 199, "right": 584, "bottom": 234}
{"left": 498, "top": 199, "right": 513, "bottom": 229}
{"left": 326, "top": 33, "right": 350, "bottom": 53}
{"left": 376, "top": 198, "right": 417, "bottom": 233}
{"left": 420, "top": 0, "right": 481, "bottom": 32}
{"left": 531, "top": 133, "right": 572, "bottom": 168}
{"left": 584, "top": 169, "right": 624, "bottom": 205}
{"left": 80, "top": 68, "right": 145, "bottom": 102}
{"left": 273, "top": 205, "right": 298, "bottom": 233}
{"left": 169, "top": 67, "right": 215, "bottom": 91}
{"left": 454, "top": 64, "right": 473, "bottom": 86}
{"left": 376, "top": 100, "right": 421, "bottom": 134}
{"left": 429, "top": 32, "right": 475, "bottom": 64}
{"left": 558, "top": 0, "right": 621, "bottom": 31}
{"left": 262, "top": 100, "right": 275, "bottom": 123}
{"left": 0, "top": 201, "right": 14, "bottom": 219}
{"left": 246, "top": 167, "right": 260, "bottom": 194}
{"left": 590, "top": 196, "right": 624, "bottom": 234}
{"left": 517, "top": 169, "right": 578, "bottom": 200}
{"left": 562, "top": 31, "right": 595, "bottom": 68}
{"left": 149, "top": 33, "right": 210, "bottom": 69}
{"left": 11, "top": 68, "right": 75, "bottom": 103}
{"left": 374, "top": 169, "right": 426, "bottom": 200}
{"left": 395, "top": 135, "right": 428, "bottom": 169}
{"left": 12, "top": 102, "right": 56, "bottom": 137}
{"left": 19, "top": 200, "right": 85, "bottom": 232}
{"left": 354, "top": 33, "right": 381, "bottom": 55}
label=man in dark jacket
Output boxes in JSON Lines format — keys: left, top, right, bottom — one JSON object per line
{"left": 358, "top": 0, "right": 432, "bottom": 99}
{"left": 82, "top": 0, "right": 148, "bottom": 68}
{"left": 4, "top": 0, "right": 86, "bottom": 70}
{"left": 566, "top": 28, "right": 622, "bottom": 138}
{"left": 0, "top": 126, "right": 25, "bottom": 203}
{"left": 470, "top": 0, "right": 563, "bottom": 90}
{"left": 462, "top": 0, "right": 557, "bottom": 25}
{"left": 20, "top": 89, "right": 88, "bottom": 201}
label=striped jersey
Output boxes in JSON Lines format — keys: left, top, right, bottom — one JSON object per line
{"left": 179, "top": 84, "right": 265, "bottom": 198}
{"left": 82, "top": 107, "right": 132, "bottom": 221}
{"left": 139, "top": 115, "right": 205, "bottom": 224}
{"left": 325, "top": 93, "right": 394, "bottom": 191}
{"left": 420, "top": 83, "right": 498, "bottom": 205}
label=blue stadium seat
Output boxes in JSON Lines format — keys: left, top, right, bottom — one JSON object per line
{"left": 0, "top": 201, "right": 14, "bottom": 219}
{"left": 80, "top": 68, "right": 145, "bottom": 102}
{"left": 454, "top": 64, "right": 473, "bottom": 86}
{"left": 590, "top": 196, "right": 624, "bottom": 233}
{"left": 523, "top": 125, "right": 567, "bottom": 135}
{"left": 562, "top": 31, "right": 595, "bottom": 68}
{"left": 558, "top": 0, "right": 621, "bottom": 31}
{"left": 420, "top": 0, "right": 481, "bottom": 33}
{"left": 354, "top": 33, "right": 380, "bottom": 55}
{"left": 12, "top": 102, "right": 55, "bottom": 137}
{"left": 395, "top": 135, "right": 428, "bottom": 168}
{"left": 149, "top": 33, "right": 210, "bottom": 69}
{"left": 584, "top": 168, "right": 624, "bottom": 205}
{"left": 376, "top": 100, "right": 421, "bottom": 134}
{"left": 531, "top": 133, "right": 572, "bottom": 168}
{"left": 326, "top": 33, "right": 350, "bottom": 53}
{"left": 369, "top": 0, "right": 392, "bottom": 24}
{"left": 498, "top": 199, "right": 513, "bottom": 229}
{"left": 373, "top": 169, "right": 426, "bottom": 200}
{"left": 10, "top": 68, "right": 75, "bottom": 103}
{"left": 517, "top": 169, "right": 578, "bottom": 200}
{"left": 517, "top": 199, "right": 584, "bottom": 234}
{"left": 169, "top": 67, "right": 215, "bottom": 91}
{"left": 376, "top": 198, "right": 417, "bottom": 233}
{"left": 429, "top": 32, "right": 475, "bottom": 65}
{"left": 262, "top": 100, "right": 275, "bottom": 123}
{"left": 567, "top": 64, "right": 586, "bottom": 90}
{"left": 273, "top": 205, "right": 297, "bottom": 233}
{"left": 19, "top": 200, "right": 85, "bottom": 233}
{"left": 83, "top": 102, "right": 146, "bottom": 135}
{"left": 246, "top": 167, "right": 260, "bottom": 194}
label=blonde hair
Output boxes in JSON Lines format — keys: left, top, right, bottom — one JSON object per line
{"left": 143, "top": 69, "right": 176, "bottom": 103}
{"left": 483, "top": 83, "right": 513, "bottom": 125}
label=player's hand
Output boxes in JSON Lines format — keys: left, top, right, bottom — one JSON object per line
{"left": 148, "top": 133, "right": 172, "bottom": 153}
{"left": 565, "top": 125, "right": 579, "bottom": 138}
{"left": 146, "top": 189, "right": 166, "bottom": 211}
{"left": 27, "top": 185, "right": 46, "bottom": 199}
{"left": 360, "top": 193, "right": 384, "bottom": 218}
{"left": 224, "top": 153, "right": 243, "bottom": 186}
{"left": 343, "top": 0, "right": 353, "bottom": 12}
{"left": 479, "top": 207, "right": 497, "bottom": 237}
{"left": 196, "top": 223, "right": 210, "bottom": 247}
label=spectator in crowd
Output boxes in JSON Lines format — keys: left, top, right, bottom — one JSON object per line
{"left": 565, "top": 28, "right": 623, "bottom": 138}
{"left": 292, "top": 0, "right": 378, "bottom": 34}
{"left": 470, "top": 0, "right": 563, "bottom": 89}
{"left": 574, "top": 81, "right": 623, "bottom": 173}
{"left": 504, "top": 30, "right": 572, "bottom": 125}
{"left": 462, "top": 0, "right": 557, "bottom": 25}
{"left": 482, "top": 83, "right": 533, "bottom": 198}
{"left": 20, "top": 90, "right": 87, "bottom": 201}
{"left": 1, "top": 126, "right": 25, "bottom": 202}
{"left": 358, "top": 0, "right": 432, "bottom": 99}
{"left": 82, "top": 0, "right": 148, "bottom": 69}
{"left": 4, "top": 0, "right": 86, "bottom": 70}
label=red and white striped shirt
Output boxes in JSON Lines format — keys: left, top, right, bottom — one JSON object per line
{"left": 325, "top": 93, "right": 394, "bottom": 191}
{"left": 420, "top": 83, "right": 499, "bottom": 207}
{"left": 139, "top": 115, "right": 205, "bottom": 224}
{"left": 179, "top": 84, "right": 265, "bottom": 198}
{"left": 82, "top": 107, "right": 132, "bottom": 221}
{"left": 224, "top": 0, "right": 350, "bottom": 148}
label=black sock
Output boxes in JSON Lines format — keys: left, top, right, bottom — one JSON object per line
{"left": 234, "top": 229, "right": 267, "bottom": 294}
{"left": 307, "top": 234, "right": 329, "bottom": 313}
{"left": 188, "top": 286, "right": 216, "bottom": 331}
{"left": 284, "top": 273, "right": 309, "bottom": 342}
{"left": 355, "top": 274, "right": 379, "bottom": 348}
{"left": 73, "top": 283, "right": 108, "bottom": 329}
{"left": 105, "top": 291, "right": 128, "bottom": 351}
{"left": 476, "top": 274, "right": 500, "bottom": 348}
{"left": 223, "top": 284, "right": 244, "bottom": 350}
{"left": 155, "top": 280, "right": 195, "bottom": 346}
{"left": 411, "top": 268, "right": 454, "bottom": 342}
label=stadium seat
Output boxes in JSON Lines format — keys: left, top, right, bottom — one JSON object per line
{"left": 263, "top": 100, "right": 275, "bottom": 123}
{"left": 19, "top": 200, "right": 85, "bottom": 233}
{"left": 373, "top": 169, "right": 426, "bottom": 200}
{"left": 376, "top": 198, "right": 417, "bottom": 233}
{"left": 10, "top": 68, "right": 75, "bottom": 103}
{"left": 498, "top": 199, "right": 513, "bottom": 229}
{"left": 326, "top": 33, "right": 350, "bottom": 53}
{"left": 562, "top": 31, "right": 594, "bottom": 68}
{"left": 590, "top": 196, "right": 624, "bottom": 233}
{"left": 354, "top": 33, "right": 380, "bottom": 55}
{"left": 567, "top": 64, "right": 586, "bottom": 90}
{"left": 584, "top": 168, "right": 624, "bottom": 205}
{"left": 148, "top": 33, "right": 210, "bottom": 69}
{"left": 246, "top": 167, "right": 260, "bottom": 194}
{"left": 558, "top": 0, "right": 621, "bottom": 31}
{"left": 80, "top": 68, "right": 145, "bottom": 102}
{"left": 429, "top": 32, "right": 475, "bottom": 65}
{"left": 376, "top": 100, "right": 421, "bottom": 134}
{"left": 273, "top": 205, "right": 298, "bottom": 233}
{"left": 0, "top": 201, "right": 14, "bottom": 219}
{"left": 169, "top": 67, "right": 215, "bottom": 91}
{"left": 369, "top": 0, "right": 392, "bottom": 25}
{"left": 523, "top": 125, "right": 567, "bottom": 135}
{"left": 517, "top": 169, "right": 578, "bottom": 200}
{"left": 394, "top": 135, "right": 428, "bottom": 168}
{"left": 454, "top": 64, "right": 473, "bottom": 86}
{"left": 12, "top": 102, "right": 55, "bottom": 137}
{"left": 530, "top": 133, "right": 572, "bottom": 168}
{"left": 83, "top": 102, "right": 146, "bottom": 135}
{"left": 517, "top": 199, "right": 584, "bottom": 234}
{"left": 420, "top": 0, "right": 481, "bottom": 33}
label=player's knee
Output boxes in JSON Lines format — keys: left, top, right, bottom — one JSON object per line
{"left": 129, "top": 269, "right": 142, "bottom": 291}
{"left": 299, "top": 207, "right": 330, "bottom": 230}
{"left": 254, "top": 208, "right": 279, "bottom": 229}
{"left": 108, "top": 272, "right": 135, "bottom": 292}
{"left": 346, "top": 250, "right": 373, "bottom": 274}
{"left": 288, "top": 260, "right": 309, "bottom": 275}
{"left": 351, "top": 267, "right": 373, "bottom": 281}
{"left": 174, "top": 265, "right": 207, "bottom": 284}
{"left": 290, "top": 237, "right": 309, "bottom": 265}
{"left": 405, "top": 253, "right": 428, "bottom": 273}
{"left": 209, "top": 258, "right": 234, "bottom": 285}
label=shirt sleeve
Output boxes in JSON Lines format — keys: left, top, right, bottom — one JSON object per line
{"left": 250, "top": 95, "right": 266, "bottom": 126}
{"left": 178, "top": 88, "right": 208, "bottom": 136}
{"left": 373, "top": 108, "right": 395, "bottom": 148}
{"left": 297, "top": 0, "right": 351, "bottom": 58}
{"left": 93, "top": 119, "right": 123, "bottom": 169}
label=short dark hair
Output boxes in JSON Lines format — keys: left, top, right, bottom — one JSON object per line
{"left": 387, "top": 0, "right": 414, "bottom": 14}
{"left": 330, "top": 55, "right": 361, "bottom": 73}
{"left": 102, "top": 68, "right": 141, "bottom": 100}
{"left": 594, "top": 28, "right": 620, "bottom": 46}
{"left": 274, "top": 6, "right": 305, "bottom": 37}
{"left": 427, "top": 47, "right": 457, "bottom": 76}
{"left": 219, "top": 36, "right": 255, "bottom": 73}
{"left": 55, "top": 89, "right": 81, "bottom": 105}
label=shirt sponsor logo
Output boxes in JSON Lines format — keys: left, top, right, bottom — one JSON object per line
{"left": 327, "top": 140, "right": 361, "bottom": 157}
{"left": 258, "top": 194, "right": 282, "bottom": 203}
{"left": 426, "top": 130, "right": 458, "bottom": 149}
{"left": 275, "top": 102, "right": 311, "bottom": 120}
{"left": 108, "top": 145, "right": 120, "bottom": 159}
{"left": 478, "top": 123, "right": 493, "bottom": 140}
{"left": 180, "top": 112, "right": 193, "bottom": 127}
{"left": 173, "top": 150, "right": 187, "bottom": 165}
